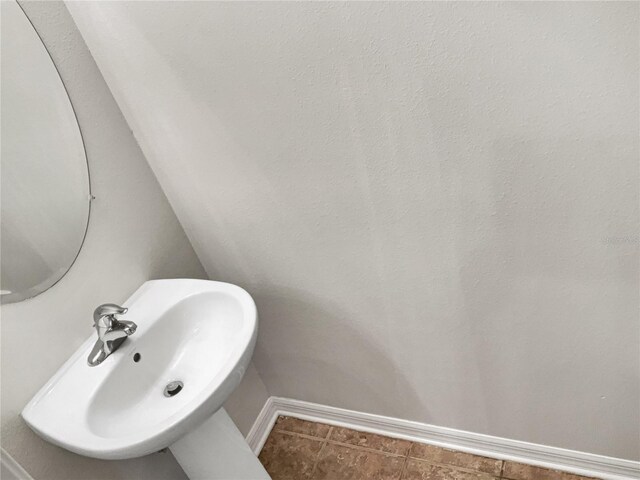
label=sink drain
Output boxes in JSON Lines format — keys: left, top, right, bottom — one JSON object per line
{"left": 164, "top": 381, "right": 184, "bottom": 397}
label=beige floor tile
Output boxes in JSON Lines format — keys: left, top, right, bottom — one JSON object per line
{"left": 258, "top": 419, "right": 601, "bottom": 480}
{"left": 409, "top": 443, "right": 502, "bottom": 475}
{"left": 258, "top": 431, "right": 324, "bottom": 480}
{"left": 313, "top": 443, "right": 405, "bottom": 480}
{"left": 273, "top": 416, "right": 332, "bottom": 438}
{"left": 402, "top": 458, "right": 498, "bottom": 480}
{"left": 502, "top": 461, "right": 598, "bottom": 480}
{"left": 330, "top": 426, "right": 412, "bottom": 455}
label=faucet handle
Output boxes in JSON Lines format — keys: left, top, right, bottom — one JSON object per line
{"left": 93, "top": 303, "right": 128, "bottom": 324}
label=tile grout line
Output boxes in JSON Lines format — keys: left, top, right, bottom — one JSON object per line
{"left": 500, "top": 459, "right": 506, "bottom": 478}
{"left": 310, "top": 426, "right": 333, "bottom": 478}
{"left": 405, "top": 456, "right": 502, "bottom": 477}
{"left": 399, "top": 457, "right": 409, "bottom": 480}
{"left": 274, "top": 429, "right": 329, "bottom": 442}
{"left": 273, "top": 417, "right": 333, "bottom": 441}
{"left": 398, "top": 443, "right": 413, "bottom": 480}
{"left": 327, "top": 440, "right": 406, "bottom": 457}
{"left": 276, "top": 428, "right": 409, "bottom": 459}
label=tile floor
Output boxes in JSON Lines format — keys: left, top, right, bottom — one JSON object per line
{"left": 258, "top": 416, "right": 599, "bottom": 480}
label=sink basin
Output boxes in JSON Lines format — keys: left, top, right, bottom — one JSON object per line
{"left": 22, "top": 279, "right": 258, "bottom": 460}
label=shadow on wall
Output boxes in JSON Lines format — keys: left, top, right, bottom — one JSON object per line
{"left": 250, "top": 285, "right": 429, "bottom": 422}
{"left": 2, "top": 415, "right": 187, "bottom": 480}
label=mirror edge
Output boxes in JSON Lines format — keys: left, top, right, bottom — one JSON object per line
{"left": 1, "top": 1, "right": 93, "bottom": 305}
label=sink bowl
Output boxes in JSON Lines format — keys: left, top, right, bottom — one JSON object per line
{"left": 22, "top": 279, "right": 258, "bottom": 460}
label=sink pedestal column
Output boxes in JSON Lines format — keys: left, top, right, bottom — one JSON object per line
{"left": 170, "top": 408, "right": 271, "bottom": 480}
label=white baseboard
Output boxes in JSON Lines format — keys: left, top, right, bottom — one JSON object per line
{"left": 1, "top": 448, "right": 34, "bottom": 480}
{"left": 246, "top": 397, "right": 639, "bottom": 480}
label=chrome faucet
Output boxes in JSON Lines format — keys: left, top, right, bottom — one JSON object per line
{"left": 87, "top": 303, "right": 137, "bottom": 367}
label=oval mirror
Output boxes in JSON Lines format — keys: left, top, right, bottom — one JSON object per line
{"left": 1, "top": 1, "right": 91, "bottom": 304}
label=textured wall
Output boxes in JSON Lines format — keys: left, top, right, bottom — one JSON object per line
{"left": 0, "top": 2, "right": 268, "bottom": 479}
{"left": 68, "top": 1, "right": 639, "bottom": 460}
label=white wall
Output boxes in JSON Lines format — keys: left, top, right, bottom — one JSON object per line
{"left": 67, "top": 1, "right": 639, "bottom": 460}
{"left": 0, "top": 2, "right": 268, "bottom": 479}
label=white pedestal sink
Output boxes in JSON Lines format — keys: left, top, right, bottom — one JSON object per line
{"left": 22, "top": 279, "right": 270, "bottom": 479}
